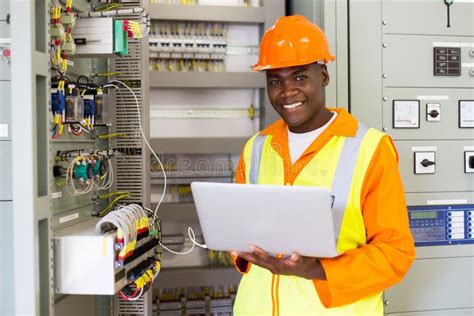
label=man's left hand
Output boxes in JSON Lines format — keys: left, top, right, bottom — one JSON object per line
{"left": 232, "top": 245, "right": 326, "bottom": 280}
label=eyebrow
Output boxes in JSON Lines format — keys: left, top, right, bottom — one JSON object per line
{"left": 267, "top": 66, "right": 311, "bottom": 79}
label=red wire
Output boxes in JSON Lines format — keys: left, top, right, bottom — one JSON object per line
{"left": 69, "top": 125, "right": 83, "bottom": 136}
{"left": 119, "top": 287, "right": 140, "bottom": 301}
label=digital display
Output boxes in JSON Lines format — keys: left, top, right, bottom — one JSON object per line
{"left": 410, "top": 211, "right": 438, "bottom": 220}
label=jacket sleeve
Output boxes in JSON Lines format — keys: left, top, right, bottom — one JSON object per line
{"left": 314, "top": 136, "right": 416, "bottom": 308}
{"left": 231, "top": 147, "right": 251, "bottom": 274}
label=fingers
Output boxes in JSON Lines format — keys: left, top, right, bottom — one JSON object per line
{"left": 249, "top": 245, "right": 274, "bottom": 261}
{"left": 235, "top": 251, "right": 257, "bottom": 263}
{"left": 289, "top": 252, "right": 301, "bottom": 262}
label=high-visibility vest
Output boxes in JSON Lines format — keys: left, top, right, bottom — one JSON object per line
{"left": 234, "top": 122, "right": 385, "bottom": 316}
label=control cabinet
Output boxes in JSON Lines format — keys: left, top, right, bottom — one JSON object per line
{"left": 348, "top": 1, "right": 474, "bottom": 315}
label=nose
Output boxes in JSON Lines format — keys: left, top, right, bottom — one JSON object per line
{"left": 280, "top": 80, "right": 298, "bottom": 98}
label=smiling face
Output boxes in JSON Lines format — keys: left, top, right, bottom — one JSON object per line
{"left": 266, "top": 63, "right": 332, "bottom": 133}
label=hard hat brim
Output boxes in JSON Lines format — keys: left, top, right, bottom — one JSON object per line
{"left": 252, "top": 55, "right": 336, "bottom": 72}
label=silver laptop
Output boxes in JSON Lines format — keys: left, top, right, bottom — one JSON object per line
{"left": 191, "top": 182, "right": 340, "bottom": 258}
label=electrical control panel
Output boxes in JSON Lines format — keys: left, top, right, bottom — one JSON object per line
{"left": 347, "top": 1, "right": 474, "bottom": 315}
{"left": 409, "top": 205, "right": 474, "bottom": 246}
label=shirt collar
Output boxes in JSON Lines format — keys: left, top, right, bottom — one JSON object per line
{"left": 260, "top": 108, "right": 358, "bottom": 139}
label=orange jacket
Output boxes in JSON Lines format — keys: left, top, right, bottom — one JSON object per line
{"left": 233, "top": 108, "right": 415, "bottom": 308}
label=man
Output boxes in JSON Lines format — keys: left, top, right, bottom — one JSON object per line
{"left": 231, "top": 16, "right": 415, "bottom": 315}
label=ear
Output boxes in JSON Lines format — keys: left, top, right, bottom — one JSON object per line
{"left": 321, "top": 64, "right": 330, "bottom": 87}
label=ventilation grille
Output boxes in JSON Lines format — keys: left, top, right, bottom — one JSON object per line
{"left": 113, "top": 10, "right": 145, "bottom": 204}
{"left": 114, "top": 3, "right": 149, "bottom": 315}
{"left": 117, "top": 297, "right": 145, "bottom": 316}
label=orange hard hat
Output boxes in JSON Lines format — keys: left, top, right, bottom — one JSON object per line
{"left": 253, "top": 15, "right": 335, "bottom": 71}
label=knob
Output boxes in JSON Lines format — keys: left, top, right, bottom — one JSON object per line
{"left": 421, "top": 159, "right": 436, "bottom": 167}
{"left": 469, "top": 156, "right": 474, "bottom": 169}
{"left": 428, "top": 109, "right": 439, "bottom": 118}
{"left": 384, "top": 300, "right": 390, "bottom": 305}
{"left": 447, "top": 234, "right": 452, "bottom": 239}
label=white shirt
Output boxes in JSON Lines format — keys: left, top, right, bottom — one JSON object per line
{"left": 288, "top": 112, "right": 338, "bottom": 164}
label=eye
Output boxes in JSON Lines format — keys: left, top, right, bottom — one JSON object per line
{"left": 295, "top": 75, "right": 307, "bottom": 82}
{"left": 268, "top": 79, "right": 280, "bottom": 86}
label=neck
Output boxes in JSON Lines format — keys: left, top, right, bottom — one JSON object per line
{"left": 288, "top": 108, "right": 333, "bottom": 133}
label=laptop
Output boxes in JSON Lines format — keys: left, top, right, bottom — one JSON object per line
{"left": 190, "top": 182, "right": 340, "bottom": 258}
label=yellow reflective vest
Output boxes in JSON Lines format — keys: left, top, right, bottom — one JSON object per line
{"left": 234, "top": 120, "right": 386, "bottom": 316}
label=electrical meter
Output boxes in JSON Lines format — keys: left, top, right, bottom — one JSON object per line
{"left": 459, "top": 100, "right": 474, "bottom": 128}
{"left": 393, "top": 100, "right": 420, "bottom": 128}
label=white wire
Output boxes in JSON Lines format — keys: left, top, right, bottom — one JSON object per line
{"left": 159, "top": 227, "right": 207, "bottom": 255}
{"left": 107, "top": 80, "right": 207, "bottom": 256}
{"left": 107, "top": 80, "right": 167, "bottom": 223}
{"left": 125, "top": 287, "right": 144, "bottom": 301}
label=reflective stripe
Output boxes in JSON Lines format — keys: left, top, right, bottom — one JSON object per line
{"left": 249, "top": 135, "right": 268, "bottom": 184}
{"left": 331, "top": 123, "right": 369, "bottom": 238}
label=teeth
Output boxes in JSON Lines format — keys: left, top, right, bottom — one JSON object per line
{"left": 283, "top": 102, "right": 303, "bottom": 109}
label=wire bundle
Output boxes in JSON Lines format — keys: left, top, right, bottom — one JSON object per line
{"left": 51, "top": 80, "right": 66, "bottom": 139}
{"left": 97, "top": 191, "right": 131, "bottom": 217}
{"left": 65, "top": 153, "right": 113, "bottom": 196}
{"left": 95, "top": 204, "right": 149, "bottom": 261}
{"left": 95, "top": 204, "right": 161, "bottom": 301}
{"left": 77, "top": 8, "right": 150, "bottom": 38}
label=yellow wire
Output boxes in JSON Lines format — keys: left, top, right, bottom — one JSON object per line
{"left": 98, "top": 133, "right": 126, "bottom": 139}
{"left": 99, "top": 194, "right": 130, "bottom": 216}
{"left": 96, "top": 72, "right": 122, "bottom": 77}
{"left": 98, "top": 191, "right": 130, "bottom": 199}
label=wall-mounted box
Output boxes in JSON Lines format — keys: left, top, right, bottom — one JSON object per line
{"left": 54, "top": 219, "right": 158, "bottom": 295}
{"left": 73, "top": 18, "right": 128, "bottom": 58}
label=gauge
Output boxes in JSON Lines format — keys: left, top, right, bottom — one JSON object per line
{"left": 393, "top": 100, "right": 420, "bottom": 128}
{"left": 459, "top": 100, "right": 474, "bottom": 128}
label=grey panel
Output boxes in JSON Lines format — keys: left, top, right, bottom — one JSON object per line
{"left": 0, "top": 81, "right": 10, "bottom": 140}
{"left": 386, "top": 308, "right": 474, "bottom": 316}
{"left": 0, "top": 58, "right": 10, "bottom": 81}
{"left": 0, "top": 201, "right": 14, "bottom": 316}
{"left": 0, "top": 19, "right": 9, "bottom": 37}
{"left": 155, "top": 267, "right": 241, "bottom": 289}
{"left": 149, "top": 3, "right": 265, "bottom": 23}
{"left": 383, "top": 35, "right": 474, "bottom": 88}
{"left": 349, "top": 0, "right": 383, "bottom": 129}
{"left": 0, "top": 0, "right": 9, "bottom": 18}
{"left": 54, "top": 295, "right": 96, "bottom": 316}
{"left": 150, "top": 137, "right": 247, "bottom": 154}
{"left": 384, "top": 256, "right": 474, "bottom": 313}
{"left": 405, "top": 192, "right": 474, "bottom": 207}
{"left": 383, "top": 88, "right": 474, "bottom": 140}
{"left": 150, "top": 71, "right": 266, "bottom": 88}
{"left": 382, "top": 0, "right": 474, "bottom": 37}
{"left": 395, "top": 140, "right": 474, "bottom": 193}
{"left": 414, "top": 244, "right": 474, "bottom": 260}
{"left": 0, "top": 141, "right": 11, "bottom": 200}
{"left": 0, "top": 21, "right": 10, "bottom": 81}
